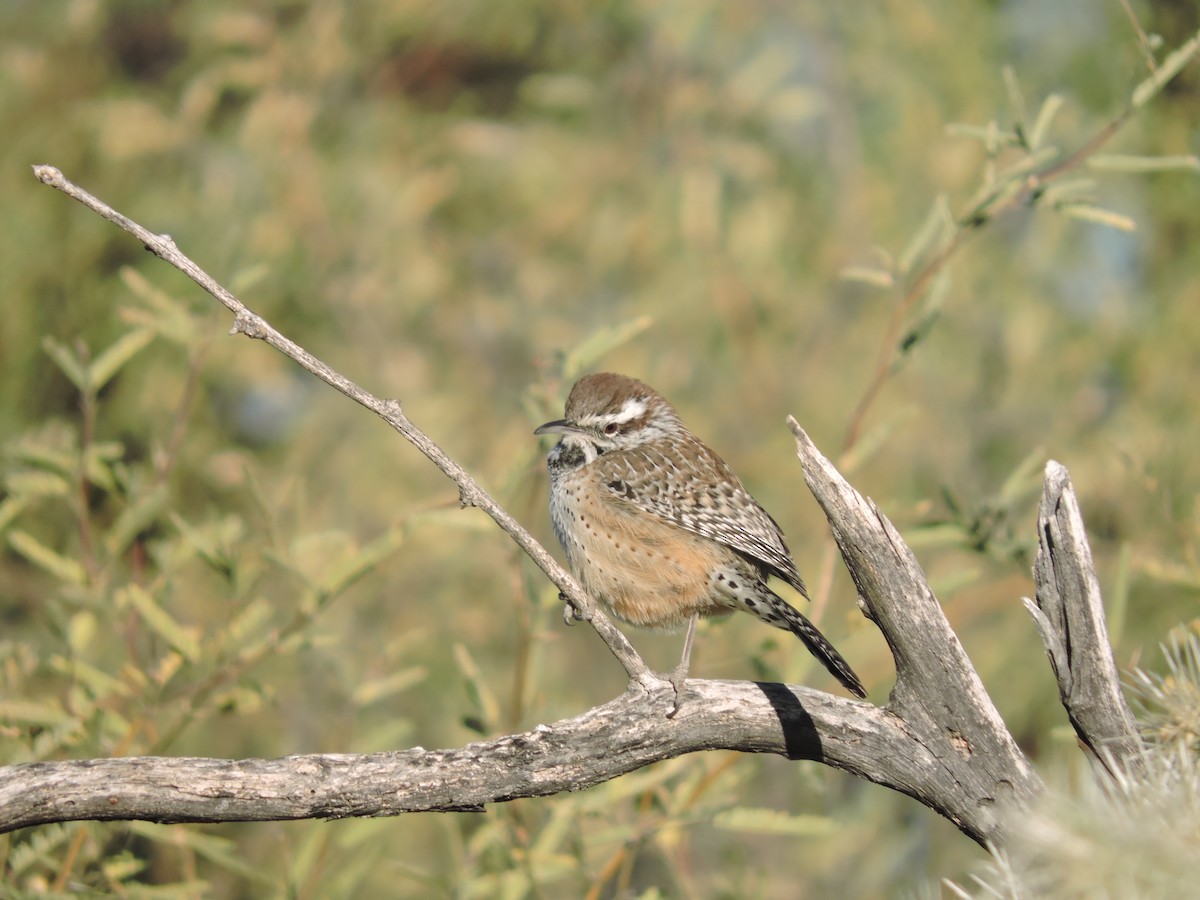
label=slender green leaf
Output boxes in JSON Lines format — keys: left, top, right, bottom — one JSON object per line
{"left": 50, "top": 653, "right": 130, "bottom": 700}
{"left": 1040, "top": 178, "right": 1098, "bottom": 206}
{"left": 1132, "top": 28, "right": 1200, "bottom": 108}
{"left": 119, "top": 266, "right": 197, "bottom": 346}
{"left": 7, "top": 823, "right": 75, "bottom": 876}
{"left": 563, "top": 316, "right": 653, "bottom": 379}
{"left": 100, "top": 854, "right": 147, "bottom": 884}
{"left": 898, "top": 195, "right": 952, "bottom": 275}
{"left": 105, "top": 484, "right": 169, "bottom": 557}
{"left": 1087, "top": 154, "right": 1200, "bottom": 173}
{"left": 88, "top": 327, "right": 156, "bottom": 391}
{"left": 1136, "top": 556, "right": 1200, "bottom": 591}
{"left": 1003, "top": 66, "right": 1028, "bottom": 139}
{"left": 8, "top": 529, "right": 87, "bottom": 584}
{"left": 318, "top": 524, "right": 405, "bottom": 596}
{"left": 1110, "top": 541, "right": 1131, "bottom": 647}
{"left": 128, "top": 822, "right": 276, "bottom": 886}
{"left": 839, "top": 266, "right": 895, "bottom": 289}
{"left": 4, "top": 471, "right": 70, "bottom": 499}
{"left": 42, "top": 336, "right": 88, "bottom": 391}
{"left": 0, "top": 495, "right": 29, "bottom": 531}
{"left": 1056, "top": 203, "right": 1137, "bottom": 232}
{"left": 118, "top": 583, "right": 202, "bottom": 662}
{"left": 453, "top": 642, "right": 501, "bottom": 732}
{"left": 0, "top": 699, "right": 77, "bottom": 727}
{"left": 1028, "top": 93, "right": 1064, "bottom": 149}
{"left": 712, "top": 807, "right": 836, "bottom": 837}
{"left": 945, "top": 121, "right": 1019, "bottom": 147}
{"left": 351, "top": 666, "right": 427, "bottom": 706}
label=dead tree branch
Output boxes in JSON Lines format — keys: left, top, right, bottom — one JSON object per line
{"left": 1028, "top": 461, "right": 1143, "bottom": 770}
{"left": 30, "top": 164, "right": 656, "bottom": 693}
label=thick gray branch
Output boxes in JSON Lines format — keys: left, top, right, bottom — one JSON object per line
{"left": 3, "top": 682, "right": 920, "bottom": 836}
{"left": 1030, "top": 461, "right": 1142, "bottom": 767}
{"left": 790, "top": 419, "right": 1044, "bottom": 840}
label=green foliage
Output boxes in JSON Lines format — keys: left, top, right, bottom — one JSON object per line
{"left": 2, "top": 0, "right": 1199, "bottom": 896}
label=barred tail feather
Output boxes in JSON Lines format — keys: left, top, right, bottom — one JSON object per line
{"left": 761, "top": 594, "right": 867, "bottom": 699}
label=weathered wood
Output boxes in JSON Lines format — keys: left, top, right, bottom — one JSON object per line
{"left": 791, "top": 419, "right": 1044, "bottom": 841}
{"left": 2, "top": 682, "right": 911, "bottom": 835}
{"left": 1028, "top": 461, "right": 1142, "bottom": 770}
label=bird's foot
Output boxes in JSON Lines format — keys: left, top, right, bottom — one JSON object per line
{"left": 560, "top": 593, "right": 589, "bottom": 626}
{"left": 666, "top": 662, "right": 689, "bottom": 719}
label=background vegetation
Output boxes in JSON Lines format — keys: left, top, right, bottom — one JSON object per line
{"left": 2, "top": 0, "right": 1197, "bottom": 896}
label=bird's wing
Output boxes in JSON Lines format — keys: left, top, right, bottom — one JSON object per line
{"left": 596, "top": 440, "right": 808, "bottom": 596}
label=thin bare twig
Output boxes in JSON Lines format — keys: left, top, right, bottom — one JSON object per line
{"left": 31, "top": 164, "right": 657, "bottom": 693}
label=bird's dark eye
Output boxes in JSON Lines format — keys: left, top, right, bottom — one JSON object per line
{"left": 603, "top": 422, "right": 620, "bottom": 435}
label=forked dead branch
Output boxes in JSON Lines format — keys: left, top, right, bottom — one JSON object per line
{"left": 0, "top": 168, "right": 1143, "bottom": 846}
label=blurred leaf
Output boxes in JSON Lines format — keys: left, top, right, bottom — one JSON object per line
{"left": 839, "top": 266, "right": 895, "bottom": 289}
{"left": 0, "top": 495, "right": 27, "bottom": 532}
{"left": 453, "top": 642, "right": 501, "bottom": 732}
{"left": 6, "top": 433, "right": 75, "bottom": 477}
{"left": 838, "top": 410, "right": 913, "bottom": 476}
{"left": 8, "top": 529, "right": 87, "bottom": 585}
{"left": 50, "top": 654, "right": 130, "bottom": 702}
{"left": 224, "top": 596, "right": 274, "bottom": 646}
{"left": 1135, "top": 556, "right": 1200, "bottom": 591}
{"left": 83, "top": 442, "right": 122, "bottom": 494}
{"left": 100, "top": 852, "right": 147, "bottom": 883}
{"left": 105, "top": 484, "right": 169, "bottom": 558}
{"left": 170, "top": 512, "right": 244, "bottom": 577}
{"left": 898, "top": 195, "right": 953, "bottom": 275}
{"left": 1055, "top": 203, "right": 1136, "bottom": 231}
{"left": 562, "top": 316, "right": 654, "bottom": 379}
{"left": 88, "top": 327, "right": 156, "bottom": 391}
{"left": 905, "top": 522, "right": 971, "bottom": 549}
{"left": 712, "top": 807, "right": 836, "bottom": 837}
{"left": 930, "top": 566, "right": 984, "bottom": 597}
{"left": 1028, "top": 93, "right": 1064, "bottom": 149}
{"left": 996, "top": 144, "right": 1060, "bottom": 179}
{"left": 520, "top": 72, "right": 595, "bottom": 112}
{"left": 6, "top": 823, "right": 74, "bottom": 877}
{"left": 998, "top": 446, "right": 1047, "bottom": 503}
{"left": 1002, "top": 66, "right": 1029, "bottom": 141}
{"left": 4, "top": 471, "right": 70, "bottom": 499}
{"left": 150, "top": 650, "right": 186, "bottom": 688}
{"left": 1132, "top": 28, "right": 1200, "bottom": 107}
{"left": 117, "top": 584, "right": 202, "bottom": 662}
{"left": 351, "top": 666, "right": 427, "bottom": 706}
{"left": 41, "top": 336, "right": 88, "bottom": 391}
{"left": 128, "top": 822, "right": 277, "bottom": 886}
{"left": 318, "top": 524, "right": 406, "bottom": 596}
{"left": 1039, "top": 177, "right": 1098, "bottom": 206}
{"left": 1087, "top": 154, "right": 1200, "bottom": 173}
{"left": 118, "top": 267, "right": 199, "bottom": 346}
{"left": 1110, "top": 541, "right": 1131, "bottom": 648}
{"left": 67, "top": 610, "right": 96, "bottom": 652}
{"left": 945, "top": 121, "right": 1019, "bottom": 148}
{"left": 0, "top": 699, "right": 77, "bottom": 727}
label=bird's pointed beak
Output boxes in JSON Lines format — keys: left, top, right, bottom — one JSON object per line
{"left": 534, "top": 418, "right": 579, "bottom": 436}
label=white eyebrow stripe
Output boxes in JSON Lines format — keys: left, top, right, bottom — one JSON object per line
{"left": 612, "top": 398, "right": 647, "bottom": 423}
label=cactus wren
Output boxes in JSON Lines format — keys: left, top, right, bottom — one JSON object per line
{"left": 535, "top": 372, "right": 866, "bottom": 710}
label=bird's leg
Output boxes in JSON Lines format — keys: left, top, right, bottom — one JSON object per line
{"left": 667, "top": 612, "right": 699, "bottom": 718}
